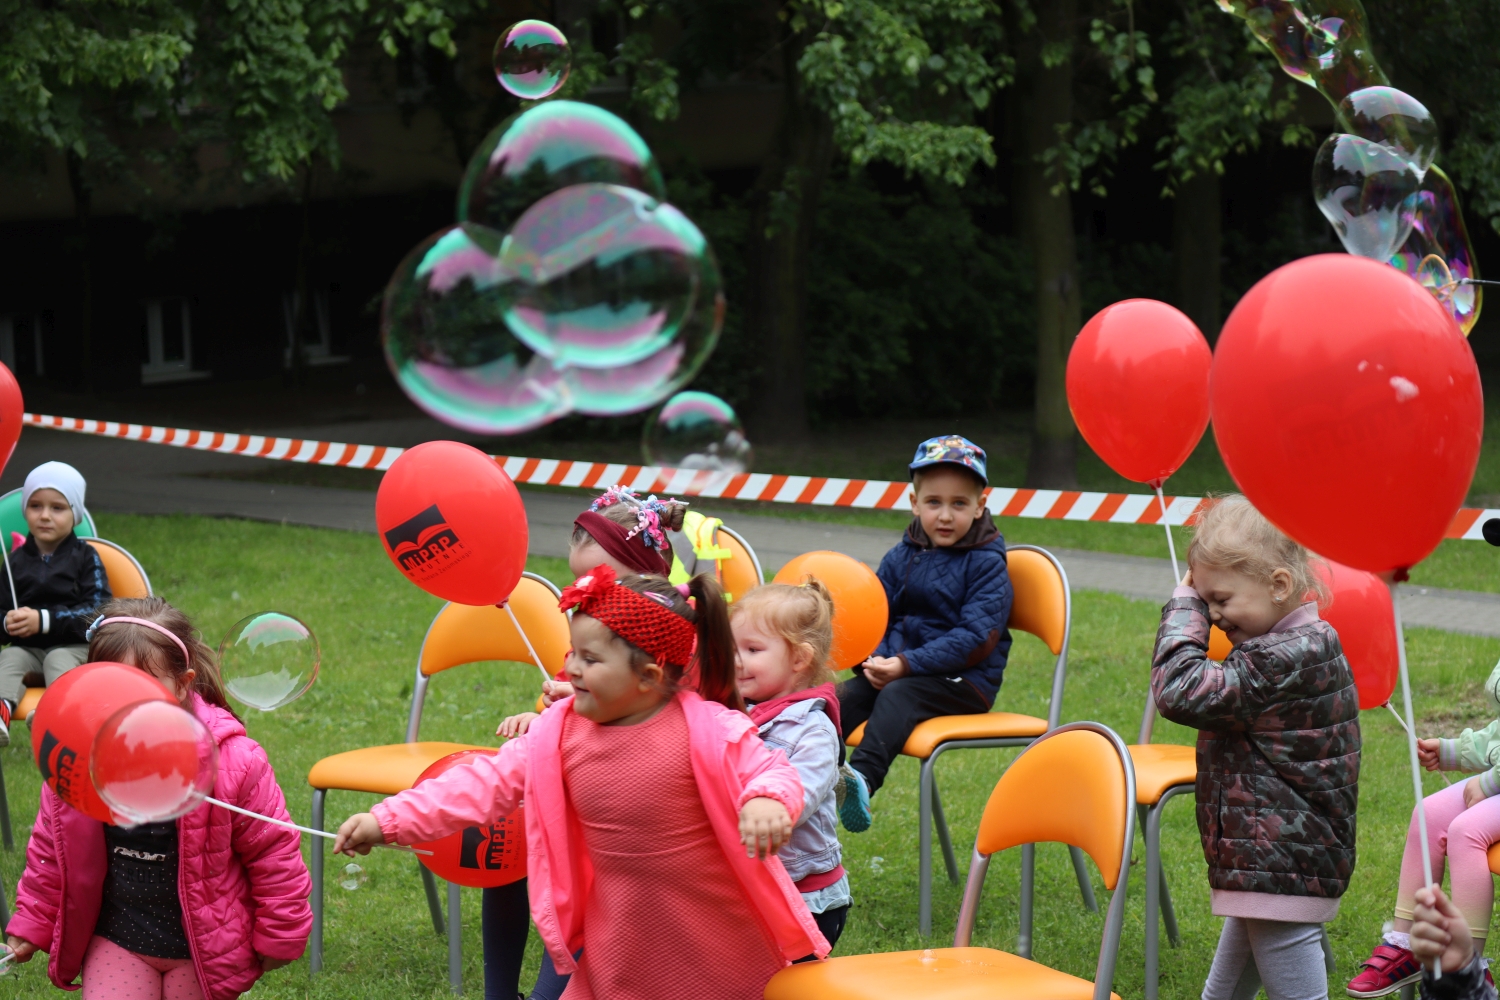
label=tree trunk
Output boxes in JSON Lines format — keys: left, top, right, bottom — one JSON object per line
{"left": 1013, "top": 0, "right": 1081, "bottom": 488}
{"left": 1172, "top": 170, "right": 1223, "bottom": 343}
{"left": 745, "top": 30, "right": 835, "bottom": 443}
{"left": 65, "top": 152, "right": 93, "bottom": 390}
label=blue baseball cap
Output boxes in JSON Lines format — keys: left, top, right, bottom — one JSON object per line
{"left": 909, "top": 435, "right": 987, "bottom": 487}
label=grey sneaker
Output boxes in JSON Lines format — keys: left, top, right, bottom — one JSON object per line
{"left": 838, "top": 764, "right": 871, "bottom": 833}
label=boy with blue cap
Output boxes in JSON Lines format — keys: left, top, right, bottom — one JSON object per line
{"left": 837, "top": 435, "right": 1013, "bottom": 832}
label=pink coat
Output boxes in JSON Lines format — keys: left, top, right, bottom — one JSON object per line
{"left": 9, "top": 694, "right": 312, "bottom": 999}
{"left": 372, "top": 691, "right": 830, "bottom": 974}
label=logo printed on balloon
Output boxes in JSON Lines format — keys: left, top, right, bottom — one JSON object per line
{"left": 384, "top": 504, "right": 468, "bottom": 576}
{"left": 460, "top": 822, "right": 522, "bottom": 872}
{"left": 412, "top": 749, "right": 527, "bottom": 887}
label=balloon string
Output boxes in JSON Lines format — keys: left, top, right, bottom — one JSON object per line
{"left": 0, "top": 538, "right": 17, "bottom": 632}
{"left": 501, "top": 601, "right": 554, "bottom": 686}
{"left": 1155, "top": 485, "right": 1182, "bottom": 584}
{"left": 200, "top": 796, "right": 432, "bottom": 855}
{"left": 1384, "top": 701, "right": 1451, "bottom": 785}
{"left": 1390, "top": 580, "right": 1441, "bottom": 978}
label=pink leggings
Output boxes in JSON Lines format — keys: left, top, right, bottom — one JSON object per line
{"left": 1394, "top": 780, "right": 1500, "bottom": 941}
{"left": 81, "top": 936, "right": 204, "bottom": 1000}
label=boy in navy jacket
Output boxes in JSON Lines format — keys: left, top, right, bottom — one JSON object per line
{"left": 837, "top": 435, "right": 1012, "bottom": 831}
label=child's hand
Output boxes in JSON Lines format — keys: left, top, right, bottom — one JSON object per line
{"left": 541, "top": 679, "right": 574, "bottom": 706}
{"left": 4, "top": 608, "right": 38, "bottom": 638}
{"left": 4, "top": 935, "right": 37, "bottom": 963}
{"left": 739, "top": 797, "right": 793, "bottom": 860}
{"left": 1464, "top": 775, "right": 1489, "bottom": 809}
{"left": 1411, "top": 884, "right": 1475, "bottom": 972}
{"left": 333, "top": 813, "right": 385, "bottom": 856}
{"left": 259, "top": 955, "right": 294, "bottom": 973}
{"left": 862, "top": 656, "right": 908, "bottom": 691}
{"left": 1180, "top": 568, "right": 1193, "bottom": 588}
{"left": 1417, "top": 738, "right": 1442, "bottom": 771}
{"left": 497, "top": 712, "right": 539, "bottom": 738}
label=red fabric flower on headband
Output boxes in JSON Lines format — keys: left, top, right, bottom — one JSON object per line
{"left": 559, "top": 564, "right": 697, "bottom": 667}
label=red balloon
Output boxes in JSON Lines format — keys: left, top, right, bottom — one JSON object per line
{"left": 412, "top": 749, "right": 526, "bottom": 888}
{"left": 376, "top": 441, "right": 529, "bottom": 605}
{"left": 1067, "top": 299, "right": 1212, "bottom": 488}
{"left": 1316, "top": 560, "right": 1398, "bottom": 710}
{"left": 31, "top": 663, "right": 177, "bottom": 822}
{"left": 1213, "top": 255, "right": 1482, "bottom": 574}
{"left": 91, "top": 700, "right": 218, "bottom": 825}
{"left": 0, "top": 362, "right": 22, "bottom": 477}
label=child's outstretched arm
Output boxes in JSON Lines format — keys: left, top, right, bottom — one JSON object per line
{"left": 899, "top": 552, "right": 1012, "bottom": 676}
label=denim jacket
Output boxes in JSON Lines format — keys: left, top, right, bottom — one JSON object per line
{"left": 756, "top": 698, "right": 842, "bottom": 883}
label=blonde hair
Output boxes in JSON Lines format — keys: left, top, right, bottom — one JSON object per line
{"left": 730, "top": 579, "right": 836, "bottom": 688}
{"left": 1188, "top": 495, "right": 1329, "bottom": 607}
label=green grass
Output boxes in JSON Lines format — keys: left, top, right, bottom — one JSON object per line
{"left": 1, "top": 513, "right": 1493, "bottom": 998}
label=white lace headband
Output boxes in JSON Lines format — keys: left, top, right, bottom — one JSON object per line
{"left": 86, "top": 616, "right": 191, "bottom": 668}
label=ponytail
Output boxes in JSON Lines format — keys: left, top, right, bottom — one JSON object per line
{"left": 688, "top": 573, "right": 742, "bottom": 711}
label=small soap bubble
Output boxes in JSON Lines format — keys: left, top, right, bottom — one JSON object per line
{"left": 869, "top": 856, "right": 885, "bottom": 873}
{"left": 494, "top": 20, "right": 571, "bottom": 100}
{"left": 1339, "top": 87, "right": 1439, "bottom": 176}
{"left": 340, "top": 862, "right": 368, "bottom": 892}
{"left": 920, "top": 949, "right": 936, "bottom": 965}
{"left": 219, "top": 612, "right": 321, "bottom": 712}
{"left": 1313, "top": 133, "right": 1421, "bottom": 261}
{"left": 643, "top": 392, "right": 752, "bottom": 474}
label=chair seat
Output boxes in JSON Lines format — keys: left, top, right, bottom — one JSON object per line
{"left": 308, "top": 742, "right": 483, "bottom": 796}
{"left": 764, "top": 946, "right": 1120, "bottom": 1000}
{"left": 17, "top": 686, "right": 43, "bottom": 723}
{"left": 1488, "top": 841, "right": 1500, "bottom": 877}
{"left": 1128, "top": 743, "right": 1196, "bottom": 805}
{"left": 846, "top": 714, "right": 1048, "bottom": 760}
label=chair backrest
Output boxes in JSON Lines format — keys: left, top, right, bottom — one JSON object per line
{"left": 1208, "top": 625, "right": 1232, "bottom": 661}
{"left": 87, "top": 538, "right": 153, "bottom": 598}
{"left": 957, "top": 722, "right": 1135, "bottom": 1000}
{"left": 716, "top": 525, "right": 763, "bottom": 601}
{"left": 406, "top": 572, "right": 567, "bottom": 741}
{"left": 1006, "top": 544, "right": 1071, "bottom": 728}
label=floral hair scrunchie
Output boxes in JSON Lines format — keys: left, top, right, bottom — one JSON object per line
{"left": 590, "top": 485, "right": 680, "bottom": 555}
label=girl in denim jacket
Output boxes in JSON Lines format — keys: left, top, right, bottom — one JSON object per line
{"left": 732, "top": 579, "right": 851, "bottom": 955}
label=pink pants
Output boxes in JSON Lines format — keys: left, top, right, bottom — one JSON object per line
{"left": 81, "top": 936, "right": 205, "bottom": 1000}
{"left": 1394, "top": 779, "right": 1500, "bottom": 941}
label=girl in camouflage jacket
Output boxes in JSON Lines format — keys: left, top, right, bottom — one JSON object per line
{"left": 1153, "top": 496, "right": 1360, "bottom": 1000}
{"left": 1348, "top": 659, "right": 1500, "bottom": 999}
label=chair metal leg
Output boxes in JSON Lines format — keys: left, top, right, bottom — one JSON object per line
{"left": 1145, "top": 803, "right": 1162, "bottom": 1000}
{"left": 919, "top": 757, "right": 936, "bottom": 936}
{"left": 310, "top": 789, "right": 324, "bottom": 973}
{"left": 422, "top": 864, "right": 445, "bottom": 936}
{"left": 447, "top": 881, "right": 462, "bottom": 994}
{"left": 929, "top": 774, "right": 960, "bottom": 885}
{"left": 0, "top": 868, "right": 10, "bottom": 928}
{"left": 1069, "top": 846, "right": 1098, "bottom": 913}
{"left": 1159, "top": 863, "right": 1180, "bottom": 947}
{"left": 0, "top": 755, "right": 13, "bottom": 851}
{"left": 1018, "top": 842, "right": 1036, "bottom": 959}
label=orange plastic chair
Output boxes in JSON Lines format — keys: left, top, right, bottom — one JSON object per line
{"left": 767, "top": 722, "right": 1136, "bottom": 1000}
{"left": 1132, "top": 622, "right": 1229, "bottom": 999}
{"left": 844, "top": 544, "right": 1094, "bottom": 936}
{"left": 305, "top": 572, "right": 568, "bottom": 990}
{"left": 0, "top": 537, "right": 153, "bottom": 850}
{"left": 715, "top": 524, "right": 763, "bottom": 601}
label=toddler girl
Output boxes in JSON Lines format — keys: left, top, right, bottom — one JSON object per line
{"left": 1346, "top": 659, "right": 1500, "bottom": 998}
{"left": 337, "top": 566, "right": 827, "bottom": 999}
{"left": 732, "top": 579, "right": 851, "bottom": 955}
{"left": 1153, "top": 495, "right": 1360, "bottom": 1000}
{"left": 5, "top": 597, "right": 312, "bottom": 999}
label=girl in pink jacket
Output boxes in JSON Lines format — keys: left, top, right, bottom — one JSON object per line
{"left": 337, "top": 566, "right": 829, "bottom": 1000}
{"left": 5, "top": 597, "right": 312, "bottom": 1000}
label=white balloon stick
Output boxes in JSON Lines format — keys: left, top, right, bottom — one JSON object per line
{"left": 502, "top": 600, "right": 555, "bottom": 686}
{"left": 1390, "top": 579, "right": 1440, "bottom": 978}
{"left": 201, "top": 795, "right": 431, "bottom": 855}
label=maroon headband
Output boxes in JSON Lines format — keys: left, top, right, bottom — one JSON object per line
{"left": 574, "top": 510, "right": 671, "bottom": 576}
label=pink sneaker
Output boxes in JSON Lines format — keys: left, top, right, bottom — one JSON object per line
{"left": 1346, "top": 943, "right": 1421, "bottom": 998}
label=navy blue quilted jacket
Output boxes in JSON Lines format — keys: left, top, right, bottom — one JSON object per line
{"left": 872, "top": 514, "right": 1013, "bottom": 702}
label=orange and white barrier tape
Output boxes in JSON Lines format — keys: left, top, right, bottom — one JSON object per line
{"left": 22, "top": 412, "right": 1496, "bottom": 539}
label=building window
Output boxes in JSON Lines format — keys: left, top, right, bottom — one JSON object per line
{"left": 282, "top": 289, "right": 349, "bottom": 367}
{"left": 141, "top": 298, "right": 208, "bottom": 384}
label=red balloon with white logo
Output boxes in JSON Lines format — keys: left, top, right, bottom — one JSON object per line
{"left": 412, "top": 749, "right": 526, "bottom": 888}
{"left": 30, "top": 662, "right": 178, "bottom": 822}
{"left": 1317, "top": 559, "right": 1399, "bottom": 710}
{"left": 375, "top": 441, "right": 529, "bottom": 605}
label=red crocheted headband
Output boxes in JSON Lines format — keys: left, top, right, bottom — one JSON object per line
{"left": 559, "top": 564, "right": 697, "bottom": 667}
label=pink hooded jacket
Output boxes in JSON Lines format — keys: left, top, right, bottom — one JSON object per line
{"left": 9, "top": 694, "right": 312, "bottom": 999}
{"left": 372, "top": 690, "right": 831, "bottom": 974}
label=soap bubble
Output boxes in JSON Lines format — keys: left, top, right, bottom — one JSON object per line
{"left": 494, "top": 20, "right": 571, "bottom": 100}
{"left": 1339, "top": 87, "right": 1438, "bottom": 176}
{"left": 92, "top": 700, "right": 218, "bottom": 825}
{"left": 340, "top": 862, "right": 368, "bottom": 891}
{"left": 218, "top": 612, "right": 322, "bottom": 712}
{"left": 457, "top": 101, "right": 665, "bottom": 237}
{"left": 382, "top": 225, "right": 571, "bottom": 434}
{"left": 1313, "top": 133, "right": 1421, "bottom": 261}
{"left": 499, "top": 183, "right": 723, "bottom": 377}
{"left": 643, "top": 392, "right": 753, "bottom": 473}
{"left": 1391, "top": 166, "right": 1482, "bottom": 336}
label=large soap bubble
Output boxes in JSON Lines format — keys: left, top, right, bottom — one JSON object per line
{"left": 499, "top": 183, "right": 724, "bottom": 373}
{"left": 643, "top": 392, "right": 753, "bottom": 473}
{"left": 494, "top": 20, "right": 571, "bottom": 100}
{"left": 457, "top": 101, "right": 665, "bottom": 237}
{"left": 1339, "top": 87, "right": 1438, "bottom": 176}
{"left": 1313, "top": 133, "right": 1421, "bottom": 261}
{"left": 383, "top": 225, "right": 570, "bottom": 434}
{"left": 1392, "top": 166, "right": 1483, "bottom": 335}
{"left": 218, "top": 611, "right": 322, "bottom": 712}
{"left": 91, "top": 700, "right": 218, "bottom": 825}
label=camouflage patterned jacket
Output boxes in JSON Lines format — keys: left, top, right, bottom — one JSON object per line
{"left": 1152, "top": 595, "right": 1361, "bottom": 899}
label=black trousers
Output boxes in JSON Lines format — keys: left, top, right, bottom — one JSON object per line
{"left": 483, "top": 879, "right": 530, "bottom": 1000}
{"left": 793, "top": 904, "right": 851, "bottom": 963}
{"left": 838, "top": 671, "right": 991, "bottom": 793}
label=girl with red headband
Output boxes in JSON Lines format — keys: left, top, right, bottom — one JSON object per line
{"left": 336, "top": 566, "right": 828, "bottom": 999}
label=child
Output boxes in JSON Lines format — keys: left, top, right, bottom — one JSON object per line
{"left": 336, "top": 566, "right": 828, "bottom": 999}
{"left": 733, "top": 579, "right": 851, "bottom": 955}
{"left": 1409, "top": 885, "right": 1498, "bottom": 1000}
{"left": 838, "top": 434, "right": 1012, "bottom": 831}
{"left": 1346, "top": 660, "right": 1500, "bottom": 998}
{"left": 1153, "top": 495, "right": 1360, "bottom": 1000}
{"left": 4, "top": 597, "right": 312, "bottom": 999}
{"left": 0, "top": 461, "right": 111, "bottom": 746}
